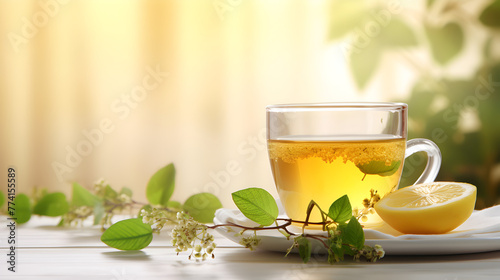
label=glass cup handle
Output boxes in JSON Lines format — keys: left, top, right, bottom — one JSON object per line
{"left": 405, "top": 138, "right": 442, "bottom": 185}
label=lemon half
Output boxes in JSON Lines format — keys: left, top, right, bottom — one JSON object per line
{"left": 374, "top": 182, "right": 477, "bottom": 234}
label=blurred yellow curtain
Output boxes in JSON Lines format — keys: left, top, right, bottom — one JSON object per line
{"left": 0, "top": 0, "right": 353, "bottom": 206}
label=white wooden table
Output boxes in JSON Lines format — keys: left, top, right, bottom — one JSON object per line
{"left": 2, "top": 216, "right": 500, "bottom": 280}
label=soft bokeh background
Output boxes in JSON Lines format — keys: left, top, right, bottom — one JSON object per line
{"left": 1, "top": 0, "right": 499, "bottom": 208}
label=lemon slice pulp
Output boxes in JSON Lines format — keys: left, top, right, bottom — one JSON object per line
{"left": 374, "top": 182, "right": 477, "bottom": 234}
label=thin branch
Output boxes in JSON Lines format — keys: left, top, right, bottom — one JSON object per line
{"left": 206, "top": 220, "right": 293, "bottom": 231}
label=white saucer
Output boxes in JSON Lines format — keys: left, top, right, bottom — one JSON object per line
{"left": 213, "top": 205, "right": 500, "bottom": 255}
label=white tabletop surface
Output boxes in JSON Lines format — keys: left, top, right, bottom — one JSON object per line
{"left": 1, "top": 216, "right": 500, "bottom": 280}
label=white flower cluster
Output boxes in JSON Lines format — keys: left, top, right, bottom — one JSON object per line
{"left": 353, "top": 207, "right": 376, "bottom": 222}
{"left": 62, "top": 206, "right": 93, "bottom": 226}
{"left": 141, "top": 207, "right": 170, "bottom": 232}
{"left": 374, "top": 244, "right": 385, "bottom": 258}
{"left": 353, "top": 244, "right": 385, "bottom": 262}
{"left": 239, "top": 234, "right": 260, "bottom": 251}
{"left": 354, "top": 189, "right": 381, "bottom": 222}
{"left": 118, "top": 193, "right": 132, "bottom": 204}
{"left": 170, "top": 212, "right": 216, "bottom": 260}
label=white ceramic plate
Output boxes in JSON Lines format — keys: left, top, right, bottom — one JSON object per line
{"left": 213, "top": 207, "right": 500, "bottom": 255}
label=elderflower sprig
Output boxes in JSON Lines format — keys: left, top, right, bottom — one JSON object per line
{"left": 239, "top": 234, "right": 261, "bottom": 250}
{"left": 354, "top": 189, "right": 381, "bottom": 222}
{"left": 61, "top": 206, "right": 93, "bottom": 226}
{"left": 171, "top": 212, "right": 216, "bottom": 260}
{"left": 97, "top": 172, "right": 384, "bottom": 265}
{"left": 140, "top": 206, "right": 178, "bottom": 232}
{"left": 92, "top": 179, "right": 138, "bottom": 229}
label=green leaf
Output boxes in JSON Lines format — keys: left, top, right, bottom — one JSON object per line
{"left": 349, "top": 42, "right": 382, "bottom": 89}
{"left": 146, "top": 163, "right": 176, "bottom": 207}
{"left": 33, "top": 192, "right": 69, "bottom": 217}
{"left": 427, "top": 0, "right": 436, "bottom": 8}
{"left": 328, "top": 0, "right": 369, "bottom": 40}
{"left": 340, "top": 217, "right": 365, "bottom": 250}
{"left": 101, "top": 218, "right": 153, "bottom": 250}
{"left": 357, "top": 160, "right": 401, "bottom": 177}
{"left": 166, "top": 200, "right": 183, "bottom": 210}
{"left": 12, "top": 193, "right": 31, "bottom": 224}
{"left": 479, "top": 0, "right": 500, "bottom": 28}
{"left": 382, "top": 18, "right": 418, "bottom": 48}
{"left": 72, "top": 183, "right": 99, "bottom": 207}
{"left": 183, "top": 193, "right": 223, "bottom": 223}
{"left": 103, "top": 185, "right": 118, "bottom": 199}
{"left": 425, "top": 22, "right": 464, "bottom": 65}
{"left": 296, "top": 236, "right": 312, "bottom": 263}
{"left": 0, "top": 191, "right": 4, "bottom": 209}
{"left": 327, "top": 195, "right": 352, "bottom": 223}
{"left": 231, "top": 188, "right": 279, "bottom": 226}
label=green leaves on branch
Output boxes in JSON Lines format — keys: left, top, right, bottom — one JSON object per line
{"left": 232, "top": 187, "right": 279, "bottom": 226}
{"left": 1, "top": 162, "right": 378, "bottom": 264}
{"left": 327, "top": 0, "right": 419, "bottom": 89}
{"left": 144, "top": 163, "right": 222, "bottom": 223}
{"left": 33, "top": 192, "right": 69, "bottom": 216}
{"left": 7, "top": 191, "right": 69, "bottom": 224}
{"left": 183, "top": 193, "right": 223, "bottom": 223}
{"left": 101, "top": 218, "right": 153, "bottom": 250}
{"left": 228, "top": 187, "right": 368, "bottom": 263}
{"left": 146, "top": 163, "right": 176, "bottom": 207}
{"left": 283, "top": 194, "right": 373, "bottom": 264}
{"left": 425, "top": 22, "right": 464, "bottom": 65}
{"left": 0, "top": 163, "right": 226, "bottom": 256}
{"left": 347, "top": 18, "right": 417, "bottom": 89}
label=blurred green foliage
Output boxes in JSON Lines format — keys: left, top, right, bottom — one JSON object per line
{"left": 328, "top": 0, "right": 500, "bottom": 208}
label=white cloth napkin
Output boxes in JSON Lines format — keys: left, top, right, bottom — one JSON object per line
{"left": 214, "top": 202, "right": 500, "bottom": 240}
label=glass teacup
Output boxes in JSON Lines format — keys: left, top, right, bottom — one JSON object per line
{"left": 266, "top": 103, "right": 441, "bottom": 226}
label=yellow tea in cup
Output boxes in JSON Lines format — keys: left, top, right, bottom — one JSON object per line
{"left": 268, "top": 136, "right": 405, "bottom": 224}
{"left": 266, "top": 103, "right": 441, "bottom": 227}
